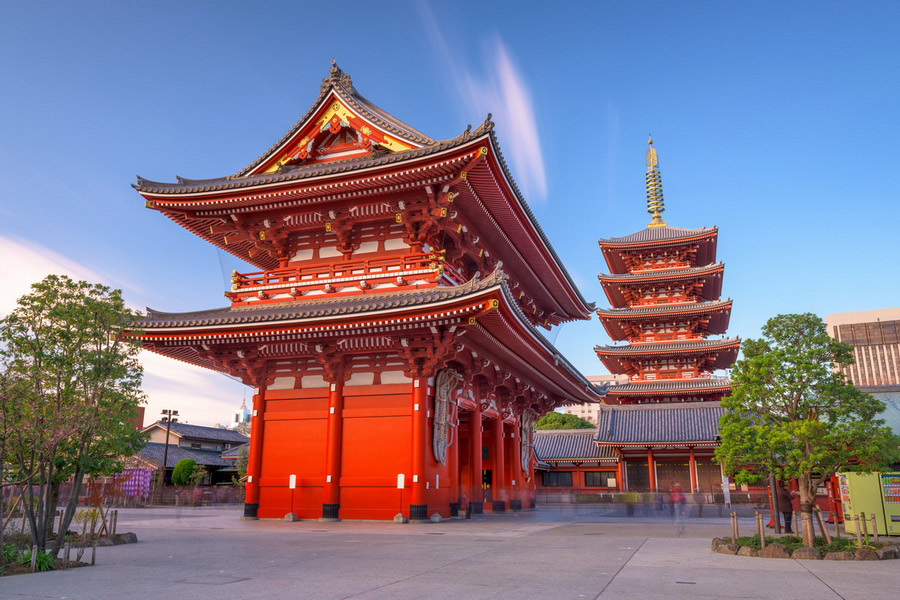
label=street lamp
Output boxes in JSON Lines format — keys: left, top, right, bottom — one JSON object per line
{"left": 161, "top": 409, "right": 179, "bottom": 483}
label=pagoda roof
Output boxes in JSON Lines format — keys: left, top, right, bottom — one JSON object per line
{"left": 603, "top": 378, "right": 732, "bottom": 398}
{"left": 598, "top": 225, "right": 717, "bottom": 246}
{"left": 533, "top": 430, "right": 617, "bottom": 463}
{"left": 595, "top": 402, "right": 725, "bottom": 446}
{"left": 133, "top": 64, "right": 594, "bottom": 323}
{"left": 596, "top": 298, "right": 732, "bottom": 320}
{"left": 599, "top": 262, "right": 724, "bottom": 307}
{"left": 137, "top": 268, "right": 606, "bottom": 406}
{"left": 595, "top": 338, "right": 740, "bottom": 375}
{"left": 598, "top": 262, "right": 723, "bottom": 283}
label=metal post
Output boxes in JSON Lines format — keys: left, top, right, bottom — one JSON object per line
{"left": 160, "top": 409, "right": 179, "bottom": 484}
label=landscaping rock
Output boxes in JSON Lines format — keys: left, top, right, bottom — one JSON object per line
{"left": 855, "top": 548, "right": 879, "bottom": 561}
{"left": 715, "top": 543, "right": 739, "bottom": 555}
{"left": 791, "top": 547, "right": 822, "bottom": 560}
{"left": 824, "top": 551, "right": 855, "bottom": 561}
{"left": 97, "top": 537, "right": 115, "bottom": 547}
{"left": 711, "top": 537, "right": 728, "bottom": 551}
{"left": 430, "top": 513, "right": 442, "bottom": 523}
{"left": 393, "top": 513, "right": 408, "bottom": 524}
{"left": 284, "top": 513, "right": 299, "bottom": 522}
{"left": 758, "top": 543, "right": 791, "bottom": 559}
{"left": 876, "top": 547, "right": 898, "bottom": 560}
{"left": 113, "top": 532, "right": 138, "bottom": 545}
{"left": 737, "top": 546, "right": 759, "bottom": 557}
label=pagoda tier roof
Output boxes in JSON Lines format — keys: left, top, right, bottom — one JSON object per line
{"left": 594, "top": 338, "right": 741, "bottom": 375}
{"left": 533, "top": 430, "right": 618, "bottom": 463}
{"left": 599, "top": 262, "right": 724, "bottom": 307}
{"left": 133, "top": 66, "right": 593, "bottom": 324}
{"left": 598, "top": 299, "right": 733, "bottom": 341}
{"left": 137, "top": 268, "right": 606, "bottom": 406}
{"left": 595, "top": 402, "right": 724, "bottom": 446}
{"left": 603, "top": 378, "right": 732, "bottom": 398}
{"left": 598, "top": 226, "right": 718, "bottom": 274}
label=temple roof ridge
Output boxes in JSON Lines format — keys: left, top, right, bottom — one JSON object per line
{"left": 596, "top": 297, "right": 732, "bottom": 316}
{"left": 598, "top": 224, "right": 717, "bottom": 245}
{"left": 598, "top": 261, "right": 724, "bottom": 281}
{"left": 594, "top": 336, "right": 741, "bottom": 354}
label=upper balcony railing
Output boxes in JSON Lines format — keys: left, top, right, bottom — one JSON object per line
{"left": 226, "top": 251, "right": 465, "bottom": 305}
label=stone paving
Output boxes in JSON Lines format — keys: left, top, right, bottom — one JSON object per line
{"left": 1, "top": 504, "right": 898, "bottom": 599}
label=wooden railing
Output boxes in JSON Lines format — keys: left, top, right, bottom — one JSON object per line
{"left": 226, "top": 252, "right": 465, "bottom": 304}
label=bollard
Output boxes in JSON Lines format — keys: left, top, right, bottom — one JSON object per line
{"left": 860, "top": 512, "right": 868, "bottom": 539}
{"left": 730, "top": 512, "right": 737, "bottom": 543}
{"left": 30, "top": 546, "right": 37, "bottom": 572}
{"left": 756, "top": 512, "right": 766, "bottom": 548}
{"left": 870, "top": 514, "right": 879, "bottom": 543}
{"left": 830, "top": 511, "right": 840, "bottom": 540}
{"left": 814, "top": 507, "right": 831, "bottom": 544}
{"left": 91, "top": 541, "right": 97, "bottom": 566}
{"left": 854, "top": 515, "right": 863, "bottom": 548}
{"left": 63, "top": 542, "right": 69, "bottom": 568}
{"left": 113, "top": 509, "right": 118, "bottom": 536}
{"left": 794, "top": 512, "right": 801, "bottom": 537}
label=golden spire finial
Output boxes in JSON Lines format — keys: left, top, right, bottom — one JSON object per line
{"left": 645, "top": 134, "right": 666, "bottom": 228}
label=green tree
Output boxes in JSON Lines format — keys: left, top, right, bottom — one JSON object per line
{"left": 715, "top": 313, "right": 900, "bottom": 547}
{"left": 0, "top": 275, "right": 146, "bottom": 555}
{"left": 534, "top": 412, "right": 595, "bottom": 430}
{"left": 171, "top": 458, "right": 197, "bottom": 486}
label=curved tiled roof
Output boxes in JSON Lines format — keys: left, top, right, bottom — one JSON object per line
{"left": 144, "top": 421, "right": 249, "bottom": 443}
{"left": 596, "top": 298, "right": 732, "bottom": 318}
{"left": 137, "top": 442, "right": 234, "bottom": 469}
{"left": 605, "top": 378, "right": 732, "bottom": 395}
{"left": 142, "top": 269, "right": 506, "bottom": 329}
{"left": 595, "top": 402, "right": 725, "bottom": 444}
{"left": 533, "top": 430, "right": 617, "bottom": 462}
{"left": 598, "top": 262, "right": 723, "bottom": 282}
{"left": 598, "top": 225, "right": 717, "bottom": 245}
{"left": 595, "top": 337, "right": 741, "bottom": 355}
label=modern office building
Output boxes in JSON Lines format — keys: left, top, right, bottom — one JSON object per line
{"left": 826, "top": 308, "right": 900, "bottom": 387}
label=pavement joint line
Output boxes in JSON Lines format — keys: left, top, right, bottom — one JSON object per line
{"left": 795, "top": 558, "right": 847, "bottom": 600}
{"left": 594, "top": 536, "right": 648, "bottom": 600}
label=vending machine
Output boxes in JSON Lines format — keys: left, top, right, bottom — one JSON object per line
{"left": 837, "top": 472, "right": 886, "bottom": 535}
{"left": 880, "top": 472, "right": 900, "bottom": 535}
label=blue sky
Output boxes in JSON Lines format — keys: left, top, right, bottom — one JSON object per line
{"left": 2, "top": 1, "right": 898, "bottom": 425}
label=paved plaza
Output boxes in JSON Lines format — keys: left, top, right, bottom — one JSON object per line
{"left": 1, "top": 504, "right": 898, "bottom": 599}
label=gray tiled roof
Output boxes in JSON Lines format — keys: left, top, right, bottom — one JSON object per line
{"left": 533, "top": 430, "right": 617, "bottom": 462}
{"left": 596, "top": 298, "right": 732, "bottom": 318}
{"left": 220, "top": 442, "right": 249, "bottom": 460}
{"left": 598, "top": 262, "right": 723, "bottom": 281}
{"left": 137, "top": 442, "right": 234, "bottom": 469}
{"left": 605, "top": 379, "right": 732, "bottom": 394}
{"left": 599, "top": 226, "right": 717, "bottom": 245}
{"left": 142, "top": 269, "right": 505, "bottom": 328}
{"left": 145, "top": 422, "right": 249, "bottom": 444}
{"left": 595, "top": 402, "right": 725, "bottom": 444}
{"left": 595, "top": 338, "right": 741, "bottom": 355}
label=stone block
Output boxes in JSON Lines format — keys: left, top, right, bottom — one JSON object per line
{"left": 758, "top": 543, "right": 791, "bottom": 559}
{"left": 430, "top": 513, "right": 442, "bottom": 523}
{"left": 112, "top": 532, "right": 138, "bottom": 545}
{"left": 824, "top": 551, "right": 855, "bottom": 561}
{"left": 393, "top": 513, "right": 408, "bottom": 524}
{"left": 737, "top": 546, "right": 759, "bottom": 557}
{"left": 710, "top": 537, "right": 728, "bottom": 551}
{"left": 855, "top": 548, "right": 879, "bottom": 561}
{"left": 715, "top": 543, "right": 739, "bottom": 555}
{"left": 877, "top": 547, "right": 898, "bottom": 560}
{"left": 791, "top": 547, "right": 822, "bottom": 560}
{"left": 284, "top": 513, "right": 299, "bottom": 522}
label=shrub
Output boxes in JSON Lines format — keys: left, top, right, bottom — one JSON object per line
{"left": 171, "top": 458, "right": 197, "bottom": 486}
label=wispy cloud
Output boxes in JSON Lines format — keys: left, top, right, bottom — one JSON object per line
{"left": 417, "top": 4, "right": 547, "bottom": 201}
{"left": 0, "top": 235, "right": 246, "bottom": 426}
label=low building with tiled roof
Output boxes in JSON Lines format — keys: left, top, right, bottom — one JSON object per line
{"left": 532, "top": 429, "right": 619, "bottom": 500}
{"left": 134, "top": 421, "right": 249, "bottom": 484}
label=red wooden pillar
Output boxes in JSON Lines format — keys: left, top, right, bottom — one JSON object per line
{"left": 244, "top": 364, "right": 269, "bottom": 519}
{"left": 469, "top": 402, "right": 484, "bottom": 515}
{"left": 449, "top": 404, "right": 461, "bottom": 517}
{"left": 509, "top": 418, "right": 523, "bottom": 510}
{"left": 688, "top": 448, "right": 697, "bottom": 493}
{"left": 493, "top": 418, "right": 506, "bottom": 511}
{"left": 647, "top": 448, "right": 656, "bottom": 492}
{"left": 322, "top": 378, "right": 345, "bottom": 520}
{"left": 616, "top": 457, "right": 624, "bottom": 492}
{"left": 410, "top": 377, "right": 428, "bottom": 521}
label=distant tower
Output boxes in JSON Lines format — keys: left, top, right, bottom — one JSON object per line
{"left": 232, "top": 397, "right": 251, "bottom": 428}
{"left": 595, "top": 138, "right": 740, "bottom": 404}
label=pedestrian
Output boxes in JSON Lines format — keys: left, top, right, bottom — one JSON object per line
{"left": 462, "top": 493, "right": 471, "bottom": 519}
{"left": 670, "top": 481, "right": 686, "bottom": 533}
{"left": 776, "top": 481, "right": 796, "bottom": 534}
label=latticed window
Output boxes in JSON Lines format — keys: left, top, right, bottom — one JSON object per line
{"left": 542, "top": 471, "right": 573, "bottom": 487}
{"left": 584, "top": 471, "right": 616, "bottom": 487}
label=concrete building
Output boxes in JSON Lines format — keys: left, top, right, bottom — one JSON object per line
{"left": 562, "top": 375, "right": 628, "bottom": 424}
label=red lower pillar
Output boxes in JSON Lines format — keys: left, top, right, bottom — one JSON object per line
{"left": 469, "top": 404, "right": 484, "bottom": 515}
{"left": 689, "top": 448, "right": 697, "bottom": 493}
{"left": 449, "top": 407, "right": 461, "bottom": 517}
{"left": 492, "top": 418, "right": 506, "bottom": 512}
{"left": 244, "top": 369, "right": 269, "bottom": 519}
{"left": 647, "top": 448, "right": 656, "bottom": 492}
{"left": 410, "top": 377, "right": 428, "bottom": 521}
{"left": 617, "top": 457, "right": 624, "bottom": 491}
{"left": 509, "top": 419, "right": 523, "bottom": 511}
{"left": 322, "top": 379, "right": 344, "bottom": 520}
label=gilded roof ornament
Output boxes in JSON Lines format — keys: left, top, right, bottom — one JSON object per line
{"left": 645, "top": 135, "right": 666, "bottom": 228}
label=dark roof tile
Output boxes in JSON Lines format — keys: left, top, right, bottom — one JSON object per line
{"left": 595, "top": 402, "right": 724, "bottom": 444}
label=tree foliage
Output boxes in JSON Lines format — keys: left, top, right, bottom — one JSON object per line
{"left": 171, "top": 458, "right": 197, "bottom": 486}
{"left": 0, "top": 275, "right": 146, "bottom": 555}
{"left": 715, "top": 313, "right": 900, "bottom": 546}
{"left": 534, "top": 411, "right": 595, "bottom": 430}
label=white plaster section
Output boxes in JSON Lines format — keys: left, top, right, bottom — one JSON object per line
{"left": 381, "top": 370, "right": 412, "bottom": 384}
{"left": 319, "top": 246, "right": 342, "bottom": 258}
{"left": 290, "top": 249, "right": 314, "bottom": 262}
{"left": 354, "top": 241, "right": 379, "bottom": 254}
{"left": 346, "top": 372, "right": 375, "bottom": 386}
{"left": 383, "top": 238, "right": 410, "bottom": 251}
{"left": 269, "top": 376, "right": 297, "bottom": 390}
{"left": 300, "top": 375, "right": 330, "bottom": 389}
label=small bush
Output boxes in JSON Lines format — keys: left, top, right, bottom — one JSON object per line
{"left": 734, "top": 533, "right": 880, "bottom": 552}
{"left": 171, "top": 458, "right": 197, "bottom": 486}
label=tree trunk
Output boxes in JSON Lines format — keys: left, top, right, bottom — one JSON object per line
{"left": 51, "top": 468, "right": 86, "bottom": 557}
{"left": 798, "top": 473, "right": 816, "bottom": 547}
